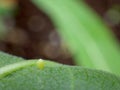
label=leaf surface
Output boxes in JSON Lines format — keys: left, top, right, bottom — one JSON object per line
{"left": 0, "top": 52, "right": 120, "bottom": 90}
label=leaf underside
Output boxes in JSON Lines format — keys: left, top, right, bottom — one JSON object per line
{"left": 0, "top": 52, "right": 120, "bottom": 90}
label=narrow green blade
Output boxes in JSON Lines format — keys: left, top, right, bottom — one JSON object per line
{"left": 33, "top": 0, "right": 120, "bottom": 75}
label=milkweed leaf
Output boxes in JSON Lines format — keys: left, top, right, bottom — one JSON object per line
{"left": 0, "top": 52, "right": 120, "bottom": 90}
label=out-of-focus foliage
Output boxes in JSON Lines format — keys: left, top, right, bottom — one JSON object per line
{"left": 0, "top": 18, "right": 6, "bottom": 40}
{"left": 33, "top": 0, "right": 120, "bottom": 75}
{"left": 0, "top": 0, "right": 17, "bottom": 40}
{"left": 0, "top": 0, "right": 17, "bottom": 15}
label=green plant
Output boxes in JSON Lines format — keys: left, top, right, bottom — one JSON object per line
{"left": 0, "top": 52, "right": 120, "bottom": 90}
{"left": 0, "top": 0, "right": 120, "bottom": 90}
{"left": 32, "top": 0, "right": 120, "bottom": 75}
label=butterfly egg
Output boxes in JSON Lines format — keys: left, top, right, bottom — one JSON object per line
{"left": 37, "top": 59, "right": 45, "bottom": 69}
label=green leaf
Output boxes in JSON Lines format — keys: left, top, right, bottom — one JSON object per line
{"left": 0, "top": 52, "right": 23, "bottom": 67}
{"left": 32, "top": 0, "right": 120, "bottom": 75}
{"left": 0, "top": 52, "right": 120, "bottom": 90}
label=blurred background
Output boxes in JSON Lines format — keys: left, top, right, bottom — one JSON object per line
{"left": 0, "top": 0, "right": 120, "bottom": 65}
